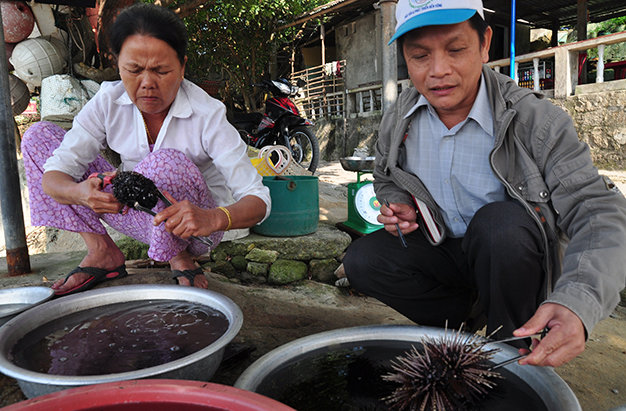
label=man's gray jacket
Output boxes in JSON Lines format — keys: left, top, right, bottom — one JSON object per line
{"left": 374, "top": 65, "right": 626, "bottom": 334}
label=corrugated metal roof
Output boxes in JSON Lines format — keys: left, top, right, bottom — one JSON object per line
{"left": 483, "top": 0, "right": 626, "bottom": 29}
{"left": 287, "top": 0, "right": 626, "bottom": 30}
{"left": 278, "top": 0, "right": 373, "bottom": 29}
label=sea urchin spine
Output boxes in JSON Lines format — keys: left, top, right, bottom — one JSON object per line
{"left": 383, "top": 327, "right": 502, "bottom": 411}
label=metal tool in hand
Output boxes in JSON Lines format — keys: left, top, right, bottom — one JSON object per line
{"left": 487, "top": 328, "right": 549, "bottom": 370}
{"left": 383, "top": 199, "right": 408, "bottom": 248}
{"left": 145, "top": 185, "right": 216, "bottom": 248}
{"left": 132, "top": 202, "right": 214, "bottom": 248}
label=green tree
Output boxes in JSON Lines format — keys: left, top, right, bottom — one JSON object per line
{"left": 588, "top": 17, "right": 626, "bottom": 62}
{"left": 153, "top": 0, "right": 326, "bottom": 111}
{"left": 590, "top": 16, "right": 626, "bottom": 36}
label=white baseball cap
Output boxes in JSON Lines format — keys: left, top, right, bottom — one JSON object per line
{"left": 389, "top": 0, "right": 484, "bottom": 44}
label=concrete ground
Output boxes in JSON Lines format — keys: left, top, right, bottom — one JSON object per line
{"left": 0, "top": 162, "right": 625, "bottom": 410}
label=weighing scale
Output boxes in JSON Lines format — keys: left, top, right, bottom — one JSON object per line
{"left": 336, "top": 157, "right": 383, "bottom": 236}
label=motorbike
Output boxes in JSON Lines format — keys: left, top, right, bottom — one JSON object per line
{"left": 231, "top": 78, "right": 320, "bottom": 173}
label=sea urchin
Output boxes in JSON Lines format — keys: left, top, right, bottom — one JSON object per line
{"left": 111, "top": 171, "right": 160, "bottom": 209}
{"left": 383, "top": 328, "right": 502, "bottom": 411}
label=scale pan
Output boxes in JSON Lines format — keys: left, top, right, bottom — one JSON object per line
{"left": 340, "top": 157, "right": 375, "bottom": 172}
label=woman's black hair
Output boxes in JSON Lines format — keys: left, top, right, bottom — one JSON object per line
{"left": 108, "top": 3, "right": 188, "bottom": 64}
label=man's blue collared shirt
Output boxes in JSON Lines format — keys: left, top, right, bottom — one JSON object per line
{"left": 402, "top": 76, "right": 506, "bottom": 237}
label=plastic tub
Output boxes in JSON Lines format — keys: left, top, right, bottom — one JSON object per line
{"left": 253, "top": 176, "right": 319, "bottom": 237}
{"left": 2, "top": 379, "right": 295, "bottom": 410}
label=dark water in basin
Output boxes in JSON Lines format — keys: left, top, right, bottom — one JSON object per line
{"left": 255, "top": 340, "right": 548, "bottom": 411}
{"left": 10, "top": 300, "right": 229, "bottom": 376}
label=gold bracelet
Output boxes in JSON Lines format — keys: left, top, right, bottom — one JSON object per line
{"left": 217, "top": 206, "right": 232, "bottom": 231}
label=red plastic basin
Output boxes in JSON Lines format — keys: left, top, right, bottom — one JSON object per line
{"left": 2, "top": 379, "right": 295, "bottom": 411}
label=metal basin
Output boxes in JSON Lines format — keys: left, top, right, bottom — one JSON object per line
{"left": 235, "top": 325, "right": 581, "bottom": 411}
{"left": 0, "top": 285, "right": 243, "bottom": 398}
{"left": 339, "top": 156, "right": 375, "bottom": 172}
{"left": 0, "top": 286, "right": 54, "bottom": 327}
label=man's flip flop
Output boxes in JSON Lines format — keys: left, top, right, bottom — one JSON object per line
{"left": 53, "top": 265, "right": 128, "bottom": 297}
{"left": 172, "top": 267, "right": 205, "bottom": 287}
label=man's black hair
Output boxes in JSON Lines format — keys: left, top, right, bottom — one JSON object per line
{"left": 468, "top": 13, "right": 490, "bottom": 48}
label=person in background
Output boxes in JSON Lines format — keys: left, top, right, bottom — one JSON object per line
{"left": 22, "top": 3, "right": 270, "bottom": 295}
{"left": 343, "top": 0, "right": 626, "bottom": 367}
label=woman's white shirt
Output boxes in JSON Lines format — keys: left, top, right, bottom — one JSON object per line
{"left": 44, "top": 79, "right": 271, "bottom": 220}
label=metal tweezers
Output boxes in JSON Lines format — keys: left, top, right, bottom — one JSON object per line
{"left": 487, "top": 329, "right": 549, "bottom": 370}
{"left": 133, "top": 188, "right": 214, "bottom": 248}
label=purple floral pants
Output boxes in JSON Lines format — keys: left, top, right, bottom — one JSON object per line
{"left": 21, "top": 121, "right": 223, "bottom": 262}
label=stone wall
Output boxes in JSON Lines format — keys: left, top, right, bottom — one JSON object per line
{"left": 550, "top": 90, "right": 626, "bottom": 169}
{"left": 314, "top": 115, "right": 382, "bottom": 159}
{"left": 335, "top": 12, "right": 382, "bottom": 90}
{"left": 313, "top": 91, "right": 626, "bottom": 168}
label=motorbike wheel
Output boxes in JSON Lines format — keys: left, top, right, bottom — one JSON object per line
{"left": 286, "top": 126, "right": 319, "bottom": 173}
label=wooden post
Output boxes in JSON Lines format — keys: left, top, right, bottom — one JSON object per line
{"left": 551, "top": 20, "right": 559, "bottom": 47}
{"left": 380, "top": 0, "right": 398, "bottom": 111}
{"left": 320, "top": 24, "right": 326, "bottom": 67}
{"left": 576, "top": 0, "right": 587, "bottom": 42}
{"left": 577, "top": 0, "right": 588, "bottom": 84}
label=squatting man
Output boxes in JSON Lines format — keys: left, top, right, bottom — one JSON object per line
{"left": 343, "top": 0, "right": 626, "bottom": 368}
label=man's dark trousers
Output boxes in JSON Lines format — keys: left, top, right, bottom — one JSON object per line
{"left": 344, "top": 201, "right": 545, "bottom": 340}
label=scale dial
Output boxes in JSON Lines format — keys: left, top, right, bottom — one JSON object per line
{"left": 354, "top": 183, "right": 382, "bottom": 225}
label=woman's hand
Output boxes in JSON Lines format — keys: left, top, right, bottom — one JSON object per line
{"left": 153, "top": 191, "right": 219, "bottom": 239}
{"left": 79, "top": 176, "right": 122, "bottom": 213}
{"left": 378, "top": 201, "right": 419, "bottom": 236}
{"left": 154, "top": 192, "right": 267, "bottom": 238}
{"left": 42, "top": 170, "right": 122, "bottom": 214}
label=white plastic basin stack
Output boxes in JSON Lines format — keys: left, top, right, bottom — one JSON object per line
{"left": 9, "top": 37, "right": 67, "bottom": 87}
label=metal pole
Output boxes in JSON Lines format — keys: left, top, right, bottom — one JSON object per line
{"left": 509, "top": 0, "right": 516, "bottom": 79}
{"left": 0, "top": 7, "right": 31, "bottom": 275}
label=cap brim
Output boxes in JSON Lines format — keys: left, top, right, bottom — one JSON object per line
{"left": 389, "top": 9, "right": 478, "bottom": 44}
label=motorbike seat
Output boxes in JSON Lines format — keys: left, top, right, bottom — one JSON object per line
{"left": 231, "top": 111, "right": 264, "bottom": 124}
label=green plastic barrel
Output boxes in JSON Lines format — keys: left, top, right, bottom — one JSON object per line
{"left": 252, "top": 176, "right": 319, "bottom": 237}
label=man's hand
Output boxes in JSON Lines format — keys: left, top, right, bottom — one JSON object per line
{"left": 378, "top": 201, "right": 419, "bottom": 236}
{"left": 514, "top": 302, "right": 586, "bottom": 367}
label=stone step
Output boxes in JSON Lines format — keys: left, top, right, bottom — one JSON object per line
{"left": 216, "top": 223, "right": 352, "bottom": 261}
{"left": 206, "top": 223, "right": 352, "bottom": 285}
{"left": 0, "top": 224, "right": 353, "bottom": 288}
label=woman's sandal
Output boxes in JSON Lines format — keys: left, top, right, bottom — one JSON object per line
{"left": 171, "top": 267, "right": 205, "bottom": 287}
{"left": 53, "top": 265, "right": 128, "bottom": 296}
